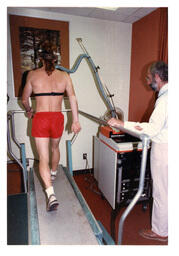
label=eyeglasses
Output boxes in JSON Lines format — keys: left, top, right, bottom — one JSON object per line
{"left": 145, "top": 76, "right": 151, "bottom": 81}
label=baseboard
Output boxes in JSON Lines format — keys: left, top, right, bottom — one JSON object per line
{"left": 73, "top": 168, "right": 94, "bottom": 176}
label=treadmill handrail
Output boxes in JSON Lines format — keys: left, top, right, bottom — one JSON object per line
{"left": 118, "top": 135, "right": 150, "bottom": 244}
{"left": 7, "top": 110, "right": 27, "bottom": 192}
{"left": 78, "top": 109, "right": 151, "bottom": 244}
{"left": 7, "top": 109, "right": 72, "bottom": 148}
{"left": 8, "top": 111, "right": 25, "bottom": 148}
{"left": 7, "top": 109, "right": 73, "bottom": 194}
{"left": 78, "top": 110, "right": 150, "bottom": 140}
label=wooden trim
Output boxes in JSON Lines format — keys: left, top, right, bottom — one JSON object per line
{"left": 9, "top": 15, "right": 69, "bottom": 97}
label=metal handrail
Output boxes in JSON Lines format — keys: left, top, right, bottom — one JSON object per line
{"left": 7, "top": 115, "right": 24, "bottom": 169}
{"left": 8, "top": 111, "right": 25, "bottom": 148}
{"left": 7, "top": 110, "right": 27, "bottom": 192}
{"left": 7, "top": 109, "right": 73, "bottom": 192}
{"left": 117, "top": 134, "right": 150, "bottom": 244}
{"left": 79, "top": 110, "right": 148, "bottom": 140}
{"left": 78, "top": 110, "right": 151, "bottom": 244}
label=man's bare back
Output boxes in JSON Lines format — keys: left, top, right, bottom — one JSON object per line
{"left": 23, "top": 67, "right": 76, "bottom": 112}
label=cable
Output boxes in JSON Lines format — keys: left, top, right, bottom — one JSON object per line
{"left": 84, "top": 156, "right": 101, "bottom": 196}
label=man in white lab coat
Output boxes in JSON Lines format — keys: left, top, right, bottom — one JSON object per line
{"left": 108, "top": 61, "right": 168, "bottom": 242}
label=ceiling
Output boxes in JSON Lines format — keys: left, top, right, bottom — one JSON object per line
{"left": 30, "top": 7, "right": 158, "bottom": 23}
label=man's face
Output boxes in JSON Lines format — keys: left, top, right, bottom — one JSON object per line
{"left": 146, "top": 71, "right": 158, "bottom": 91}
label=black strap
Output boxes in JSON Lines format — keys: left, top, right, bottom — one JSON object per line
{"left": 34, "top": 92, "right": 64, "bottom": 96}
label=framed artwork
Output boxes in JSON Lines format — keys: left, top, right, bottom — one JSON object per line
{"left": 9, "top": 15, "right": 69, "bottom": 97}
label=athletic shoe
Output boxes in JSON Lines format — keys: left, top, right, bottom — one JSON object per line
{"left": 47, "top": 194, "right": 59, "bottom": 211}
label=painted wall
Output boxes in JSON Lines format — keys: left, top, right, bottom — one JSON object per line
{"left": 129, "top": 8, "right": 161, "bottom": 122}
{"left": 7, "top": 7, "right": 132, "bottom": 170}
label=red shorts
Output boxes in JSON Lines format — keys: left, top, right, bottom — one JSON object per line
{"left": 32, "top": 112, "right": 64, "bottom": 138}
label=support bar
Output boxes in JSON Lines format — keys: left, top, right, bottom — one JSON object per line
{"left": 56, "top": 38, "right": 116, "bottom": 117}
{"left": 76, "top": 38, "right": 89, "bottom": 55}
{"left": 56, "top": 54, "right": 89, "bottom": 73}
{"left": 118, "top": 135, "right": 150, "bottom": 244}
{"left": 7, "top": 113, "right": 27, "bottom": 192}
{"left": 78, "top": 109, "right": 151, "bottom": 244}
{"left": 67, "top": 140, "right": 73, "bottom": 176}
{"left": 79, "top": 110, "right": 147, "bottom": 140}
{"left": 7, "top": 109, "right": 72, "bottom": 115}
{"left": 79, "top": 110, "right": 109, "bottom": 126}
{"left": 21, "top": 143, "right": 28, "bottom": 184}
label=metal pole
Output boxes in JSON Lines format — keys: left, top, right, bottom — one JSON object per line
{"left": 118, "top": 135, "right": 150, "bottom": 244}
{"left": 77, "top": 110, "right": 151, "bottom": 244}
{"left": 75, "top": 38, "right": 116, "bottom": 117}
{"left": 67, "top": 140, "right": 73, "bottom": 176}
{"left": 7, "top": 112, "right": 27, "bottom": 192}
{"left": 56, "top": 38, "right": 116, "bottom": 117}
{"left": 56, "top": 54, "right": 89, "bottom": 73}
{"left": 21, "top": 143, "right": 28, "bottom": 192}
{"left": 11, "top": 113, "right": 21, "bottom": 148}
{"left": 7, "top": 114, "right": 25, "bottom": 171}
{"left": 79, "top": 110, "right": 146, "bottom": 140}
{"left": 76, "top": 38, "right": 89, "bottom": 55}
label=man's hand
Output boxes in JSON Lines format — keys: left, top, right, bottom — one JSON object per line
{"left": 71, "top": 121, "right": 81, "bottom": 134}
{"left": 134, "top": 125, "right": 143, "bottom": 131}
{"left": 107, "top": 118, "right": 124, "bottom": 128}
{"left": 26, "top": 108, "right": 34, "bottom": 119}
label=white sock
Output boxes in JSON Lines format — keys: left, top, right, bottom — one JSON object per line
{"left": 45, "top": 186, "right": 55, "bottom": 199}
{"left": 51, "top": 170, "right": 57, "bottom": 175}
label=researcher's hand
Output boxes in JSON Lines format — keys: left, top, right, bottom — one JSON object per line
{"left": 134, "top": 125, "right": 143, "bottom": 131}
{"left": 71, "top": 121, "right": 81, "bottom": 134}
{"left": 107, "top": 118, "right": 124, "bottom": 128}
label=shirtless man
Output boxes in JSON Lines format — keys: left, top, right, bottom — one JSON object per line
{"left": 21, "top": 42, "right": 81, "bottom": 211}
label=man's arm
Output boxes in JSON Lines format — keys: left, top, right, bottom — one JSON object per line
{"left": 21, "top": 71, "right": 34, "bottom": 118}
{"left": 65, "top": 74, "right": 81, "bottom": 133}
{"left": 108, "top": 97, "right": 167, "bottom": 137}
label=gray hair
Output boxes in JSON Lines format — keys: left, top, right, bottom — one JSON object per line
{"left": 150, "top": 61, "right": 168, "bottom": 82}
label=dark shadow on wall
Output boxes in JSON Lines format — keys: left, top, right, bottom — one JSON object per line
{"left": 139, "top": 62, "right": 158, "bottom": 122}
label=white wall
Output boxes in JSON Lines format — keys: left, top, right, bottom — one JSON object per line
{"left": 7, "top": 7, "right": 132, "bottom": 170}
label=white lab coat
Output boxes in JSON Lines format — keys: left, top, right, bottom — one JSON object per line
{"left": 124, "top": 83, "right": 168, "bottom": 236}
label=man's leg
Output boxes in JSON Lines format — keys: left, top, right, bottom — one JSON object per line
{"left": 50, "top": 137, "right": 61, "bottom": 179}
{"left": 35, "top": 137, "right": 59, "bottom": 211}
{"left": 35, "top": 137, "right": 51, "bottom": 188}
{"left": 151, "top": 143, "right": 168, "bottom": 237}
{"left": 139, "top": 142, "right": 168, "bottom": 241}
